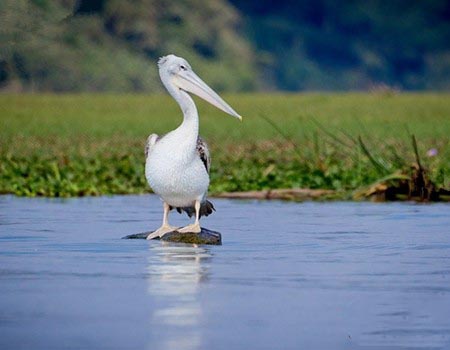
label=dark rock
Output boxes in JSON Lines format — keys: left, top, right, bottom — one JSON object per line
{"left": 123, "top": 232, "right": 150, "bottom": 239}
{"left": 122, "top": 227, "right": 222, "bottom": 245}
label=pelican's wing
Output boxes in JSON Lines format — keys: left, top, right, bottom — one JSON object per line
{"left": 197, "top": 136, "right": 210, "bottom": 173}
{"left": 145, "top": 133, "right": 160, "bottom": 158}
{"left": 173, "top": 136, "right": 215, "bottom": 218}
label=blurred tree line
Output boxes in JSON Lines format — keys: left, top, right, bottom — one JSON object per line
{"left": 0, "top": 0, "right": 449, "bottom": 92}
{"left": 231, "top": 0, "right": 450, "bottom": 90}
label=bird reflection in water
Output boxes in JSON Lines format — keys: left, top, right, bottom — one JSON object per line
{"left": 147, "top": 242, "right": 212, "bottom": 350}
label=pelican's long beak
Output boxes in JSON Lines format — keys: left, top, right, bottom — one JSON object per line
{"left": 173, "top": 70, "right": 242, "bottom": 121}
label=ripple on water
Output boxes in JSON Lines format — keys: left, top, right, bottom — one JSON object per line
{"left": 0, "top": 195, "right": 449, "bottom": 350}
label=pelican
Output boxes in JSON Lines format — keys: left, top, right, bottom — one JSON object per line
{"left": 145, "top": 54, "right": 242, "bottom": 239}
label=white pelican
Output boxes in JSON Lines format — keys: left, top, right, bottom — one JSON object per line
{"left": 145, "top": 54, "right": 242, "bottom": 239}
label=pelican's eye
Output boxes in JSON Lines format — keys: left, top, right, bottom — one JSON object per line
{"left": 180, "top": 65, "right": 187, "bottom": 71}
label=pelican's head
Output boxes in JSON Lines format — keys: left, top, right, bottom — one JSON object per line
{"left": 158, "top": 54, "right": 242, "bottom": 120}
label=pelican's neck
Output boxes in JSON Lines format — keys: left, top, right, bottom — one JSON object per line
{"left": 168, "top": 86, "right": 199, "bottom": 148}
{"left": 178, "top": 90, "right": 198, "bottom": 133}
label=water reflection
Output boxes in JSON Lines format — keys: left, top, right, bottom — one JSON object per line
{"left": 146, "top": 243, "right": 212, "bottom": 350}
{"left": 2, "top": 196, "right": 450, "bottom": 350}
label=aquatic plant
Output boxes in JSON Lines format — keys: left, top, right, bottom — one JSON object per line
{"left": 0, "top": 94, "right": 448, "bottom": 199}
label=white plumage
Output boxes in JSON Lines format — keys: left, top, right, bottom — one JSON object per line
{"left": 145, "top": 134, "right": 209, "bottom": 207}
{"left": 145, "top": 54, "right": 242, "bottom": 238}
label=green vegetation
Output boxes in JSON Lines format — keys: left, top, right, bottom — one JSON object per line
{"left": 0, "top": 0, "right": 255, "bottom": 92}
{"left": 0, "top": 93, "right": 448, "bottom": 198}
{"left": 232, "top": 0, "right": 450, "bottom": 90}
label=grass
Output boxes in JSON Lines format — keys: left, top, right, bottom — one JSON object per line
{"left": 0, "top": 93, "right": 449, "bottom": 198}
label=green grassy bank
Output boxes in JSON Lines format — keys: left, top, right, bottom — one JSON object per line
{"left": 0, "top": 93, "right": 448, "bottom": 198}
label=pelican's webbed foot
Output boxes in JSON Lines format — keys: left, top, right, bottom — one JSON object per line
{"left": 146, "top": 225, "right": 179, "bottom": 240}
{"left": 177, "top": 223, "right": 201, "bottom": 234}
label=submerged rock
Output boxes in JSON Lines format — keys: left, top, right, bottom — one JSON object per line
{"left": 122, "top": 227, "right": 222, "bottom": 245}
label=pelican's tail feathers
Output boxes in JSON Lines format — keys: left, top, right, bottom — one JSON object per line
{"left": 171, "top": 200, "right": 215, "bottom": 218}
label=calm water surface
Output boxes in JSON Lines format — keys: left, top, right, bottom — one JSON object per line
{"left": 0, "top": 195, "right": 449, "bottom": 350}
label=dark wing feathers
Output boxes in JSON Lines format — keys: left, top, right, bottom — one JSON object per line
{"left": 196, "top": 136, "right": 210, "bottom": 173}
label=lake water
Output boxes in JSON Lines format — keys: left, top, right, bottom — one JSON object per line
{"left": 0, "top": 195, "right": 449, "bottom": 350}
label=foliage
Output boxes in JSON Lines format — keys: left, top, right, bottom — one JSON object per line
{"left": 232, "top": 0, "right": 450, "bottom": 91}
{"left": 0, "top": 93, "right": 448, "bottom": 198}
{"left": 0, "top": 0, "right": 256, "bottom": 92}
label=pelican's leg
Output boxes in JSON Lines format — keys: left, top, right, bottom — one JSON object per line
{"left": 178, "top": 200, "right": 201, "bottom": 233}
{"left": 146, "top": 202, "right": 179, "bottom": 240}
